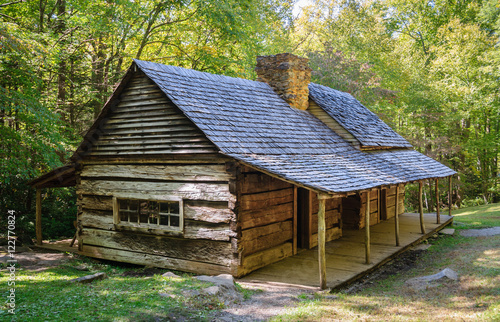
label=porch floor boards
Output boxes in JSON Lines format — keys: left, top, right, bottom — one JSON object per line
{"left": 238, "top": 212, "right": 453, "bottom": 290}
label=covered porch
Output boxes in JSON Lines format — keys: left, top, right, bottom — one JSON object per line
{"left": 239, "top": 212, "right": 453, "bottom": 289}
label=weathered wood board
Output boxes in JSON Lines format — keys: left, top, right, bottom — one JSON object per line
{"left": 80, "top": 244, "right": 232, "bottom": 275}
{"left": 80, "top": 228, "right": 232, "bottom": 266}
{"left": 76, "top": 160, "right": 238, "bottom": 273}
{"left": 85, "top": 72, "right": 219, "bottom": 158}
{"left": 236, "top": 168, "right": 296, "bottom": 275}
{"left": 81, "top": 164, "right": 233, "bottom": 182}
{"left": 308, "top": 100, "right": 360, "bottom": 148}
{"left": 238, "top": 242, "right": 293, "bottom": 277}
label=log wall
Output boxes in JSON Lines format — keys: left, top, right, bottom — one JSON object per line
{"left": 236, "top": 166, "right": 295, "bottom": 276}
{"left": 86, "top": 71, "right": 219, "bottom": 158}
{"left": 380, "top": 185, "right": 405, "bottom": 221}
{"left": 358, "top": 190, "right": 381, "bottom": 229}
{"left": 341, "top": 187, "right": 405, "bottom": 230}
{"left": 309, "top": 193, "right": 342, "bottom": 248}
{"left": 76, "top": 162, "right": 238, "bottom": 275}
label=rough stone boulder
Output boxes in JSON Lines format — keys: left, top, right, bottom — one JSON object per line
{"left": 196, "top": 274, "right": 244, "bottom": 304}
{"left": 162, "top": 271, "right": 180, "bottom": 278}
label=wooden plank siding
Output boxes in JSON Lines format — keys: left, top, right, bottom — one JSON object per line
{"left": 236, "top": 166, "right": 296, "bottom": 276}
{"left": 76, "top": 162, "right": 238, "bottom": 275}
{"left": 86, "top": 71, "right": 219, "bottom": 158}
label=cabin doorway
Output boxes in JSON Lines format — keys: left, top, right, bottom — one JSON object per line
{"left": 296, "top": 187, "right": 311, "bottom": 249}
{"left": 296, "top": 187, "right": 344, "bottom": 249}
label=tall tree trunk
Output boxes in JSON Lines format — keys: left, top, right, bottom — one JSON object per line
{"left": 56, "top": 0, "right": 67, "bottom": 120}
{"left": 69, "top": 59, "right": 75, "bottom": 127}
{"left": 91, "top": 38, "right": 107, "bottom": 119}
{"left": 135, "top": 3, "right": 164, "bottom": 59}
{"left": 39, "top": 0, "right": 46, "bottom": 33}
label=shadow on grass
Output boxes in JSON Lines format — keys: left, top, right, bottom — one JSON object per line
{"left": 0, "top": 257, "right": 222, "bottom": 322}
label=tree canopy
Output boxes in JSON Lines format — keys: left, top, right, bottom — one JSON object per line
{"left": 294, "top": 0, "right": 499, "bottom": 205}
{"left": 1, "top": 0, "right": 499, "bottom": 237}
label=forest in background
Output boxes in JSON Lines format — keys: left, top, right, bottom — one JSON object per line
{"left": 1, "top": 0, "right": 499, "bottom": 238}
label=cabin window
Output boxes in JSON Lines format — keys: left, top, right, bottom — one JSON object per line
{"left": 113, "top": 197, "right": 183, "bottom": 234}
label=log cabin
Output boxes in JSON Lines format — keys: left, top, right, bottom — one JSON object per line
{"left": 29, "top": 54, "right": 455, "bottom": 287}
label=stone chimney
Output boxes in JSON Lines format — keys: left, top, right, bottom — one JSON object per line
{"left": 255, "top": 53, "right": 312, "bottom": 110}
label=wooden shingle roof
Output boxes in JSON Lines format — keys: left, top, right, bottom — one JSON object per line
{"left": 134, "top": 60, "right": 455, "bottom": 193}
{"left": 309, "top": 83, "right": 412, "bottom": 149}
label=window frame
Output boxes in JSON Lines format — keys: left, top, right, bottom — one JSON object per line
{"left": 112, "top": 196, "right": 183, "bottom": 236}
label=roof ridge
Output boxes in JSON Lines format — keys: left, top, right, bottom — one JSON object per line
{"left": 133, "top": 59, "right": 269, "bottom": 89}
{"left": 309, "top": 82, "right": 353, "bottom": 98}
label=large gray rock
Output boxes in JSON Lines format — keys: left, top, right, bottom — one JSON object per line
{"left": 204, "top": 285, "right": 220, "bottom": 295}
{"left": 196, "top": 274, "right": 235, "bottom": 287}
{"left": 405, "top": 268, "right": 458, "bottom": 290}
{"left": 439, "top": 228, "right": 455, "bottom": 235}
{"left": 413, "top": 244, "right": 432, "bottom": 251}
{"left": 196, "top": 274, "right": 243, "bottom": 304}
{"left": 162, "top": 271, "right": 180, "bottom": 278}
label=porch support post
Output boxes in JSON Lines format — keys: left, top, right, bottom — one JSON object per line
{"left": 448, "top": 176, "right": 452, "bottom": 216}
{"left": 419, "top": 181, "right": 426, "bottom": 234}
{"left": 317, "top": 193, "right": 329, "bottom": 290}
{"left": 36, "top": 188, "right": 42, "bottom": 245}
{"left": 435, "top": 178, "right": 440, "bottom": 224}
{"left": 428, "top": 179, "right": 433, "bottom": 213}
{"left": 365, "top": 191, "right": 371, "bottom": 264}
{"left": 293, "top": 186, "right": 298, "bottom": 255}
{"left": 394, "top": 185, "right": 400, "bottom": 246}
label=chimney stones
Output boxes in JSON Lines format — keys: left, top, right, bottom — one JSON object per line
{"left": 255, "top": 53, "right": 312, "bottom": 110}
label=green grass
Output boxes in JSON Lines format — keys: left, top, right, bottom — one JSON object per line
{"left": 272, "top": 203, "right": 500, "bottom": 321}
{"left": 1, "top": 203, "right": 499, "bottom": 321}
{"left": 452, "top": 202, "right": 500, "bottom": 229}
{"left": 0, "top": 257, "right": 227, "bottom": 321}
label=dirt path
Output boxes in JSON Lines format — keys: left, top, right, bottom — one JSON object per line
{"left": 214, "top": 282, "right": 316, "bottom": 321}
{"left": 0, "top": 247, "right": 71, "bottom": 271}
{"left": 460, "top": 227, "right": 500, "bottom": 237}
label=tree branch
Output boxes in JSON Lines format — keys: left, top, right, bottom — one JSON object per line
{"left": 0, "top": 12, "right": 15, "bottom": 20}
{"left": 0, "top": 0, "right": 25, "bottom": 8}
{"left": 149, "top": 8, "right": 198, "bottom": 32}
